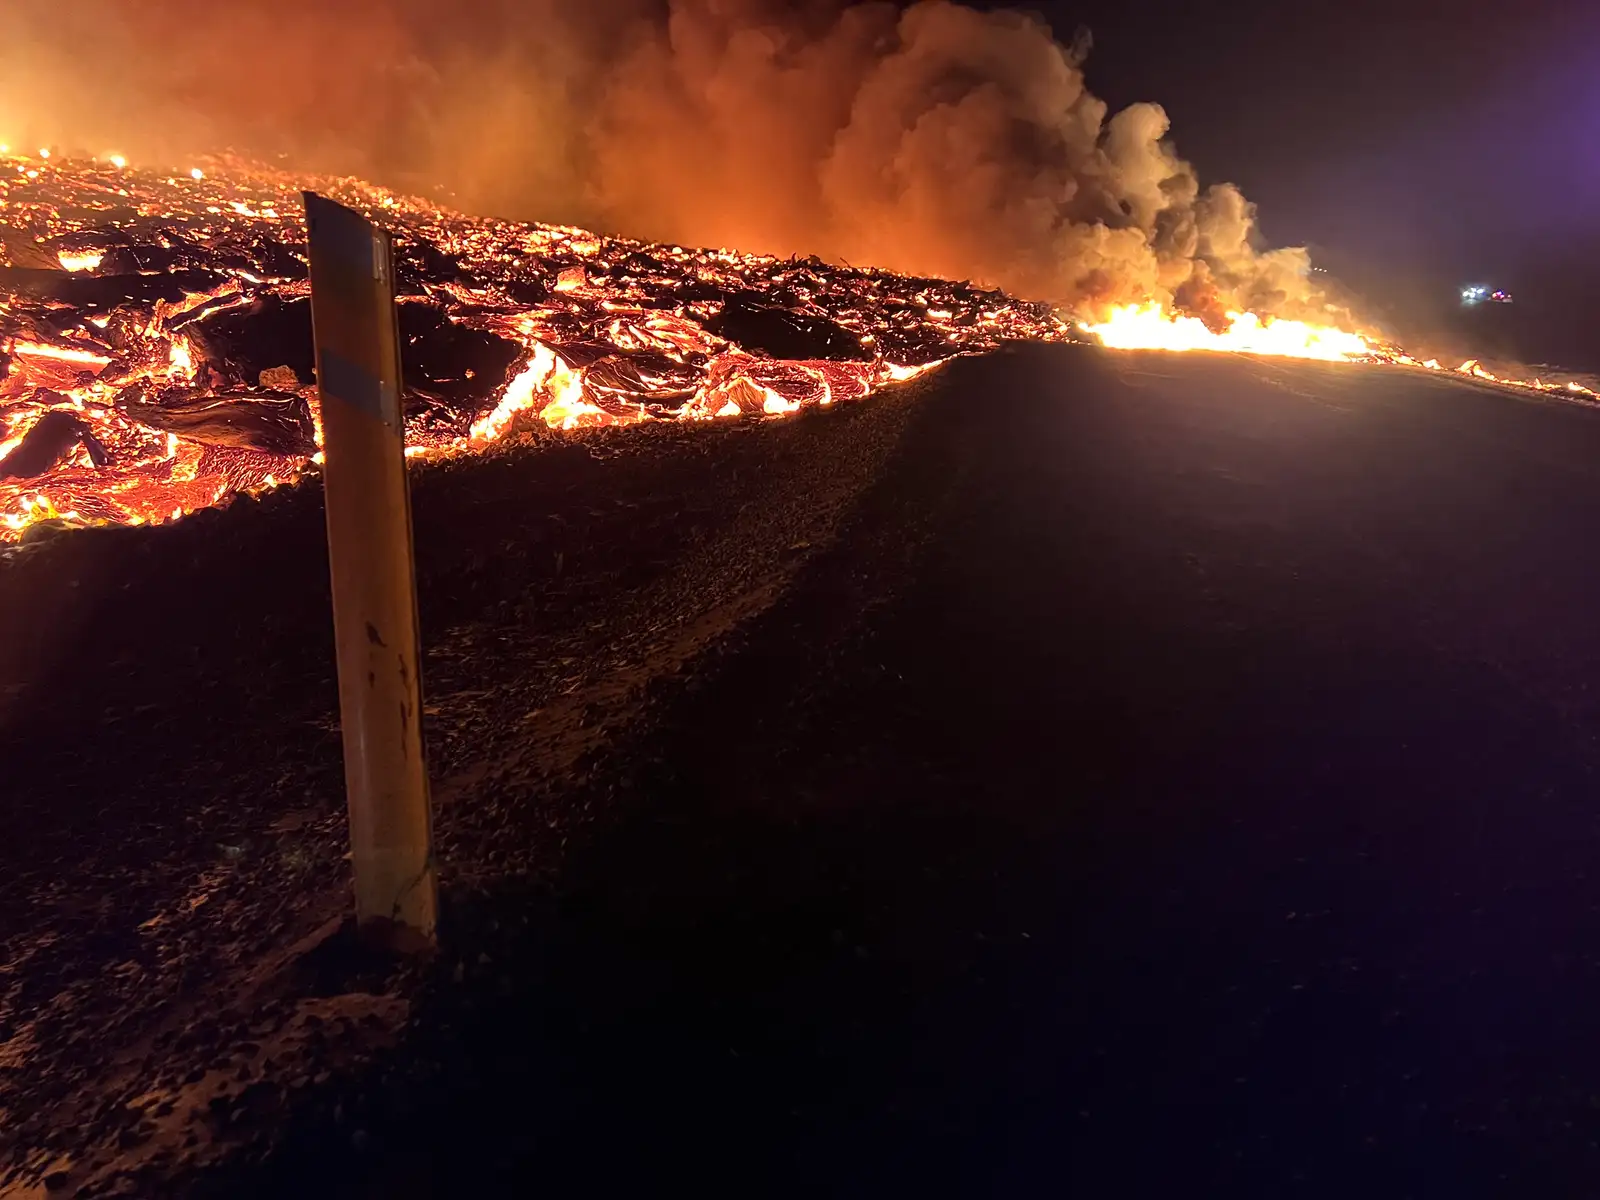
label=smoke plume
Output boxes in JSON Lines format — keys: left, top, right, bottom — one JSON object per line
{"left": 0, "top": 0, "right": 1343, "bottom": 321}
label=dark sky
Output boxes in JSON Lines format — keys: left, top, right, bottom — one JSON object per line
{"left": 1015, "top": 0, "right": 1597, "bottom": 305}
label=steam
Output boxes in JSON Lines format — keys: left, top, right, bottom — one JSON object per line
{"left": 0, "top": 0, "right": 1344, "bottom": 321}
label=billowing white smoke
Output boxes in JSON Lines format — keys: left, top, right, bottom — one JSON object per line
{"left": 0, "top": 0, "right": 1343, "bottom": 322}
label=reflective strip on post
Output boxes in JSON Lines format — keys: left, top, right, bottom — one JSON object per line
{"left": 304, "top": 191, "right": 437, "bottom": 950}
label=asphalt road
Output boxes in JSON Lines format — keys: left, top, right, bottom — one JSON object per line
{"left": 256, "top": 344, "right": 1600, "bottom": 1197}
{"left": 10, "top": 344, "right": 1600, "bottom": 1195}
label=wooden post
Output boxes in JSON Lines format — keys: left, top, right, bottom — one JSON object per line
{"left": 303, "top": 192, "right": 437, "bottom": 951}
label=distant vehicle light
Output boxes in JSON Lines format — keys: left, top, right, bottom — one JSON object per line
{"left": 1461, "top": 284, "right": 1511, "bottom": 306}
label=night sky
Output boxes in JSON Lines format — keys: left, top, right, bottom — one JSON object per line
{"left": 1021, "top": 0, "right": 1598, "bottom": 361}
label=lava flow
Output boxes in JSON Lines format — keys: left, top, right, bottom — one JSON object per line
{"left": 1080, "top": 303, "right": 1373, "bottom": 361}
{"left": 0, "top": 151, "right": 1069, "bottom": 540}
{"left": 3, "top": 152, "right": 1594, "bottom": 543}
{"left": 1082, "top": 302, "right": 1600, "bottom": 401}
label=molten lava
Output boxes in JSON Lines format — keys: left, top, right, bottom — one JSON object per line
{"left": 1079, "top": 303, "right": 1598, "bottom": 403}
{"left": 1, "top": 150, "right": 1593, "bottom": 543}
{"left": 0, "top": 151, "right": 1066, "bottom": 540}
{"left": 1081, "top": 303, "right": 1374, "bottom": 362}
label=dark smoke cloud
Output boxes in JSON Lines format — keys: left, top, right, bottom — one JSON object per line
{"left": 0, "top": 0, "right": 1345, "bottom": 320}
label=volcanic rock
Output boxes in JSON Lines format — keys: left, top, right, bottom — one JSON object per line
{"left": 187, "top": 295, "right": 315, "bottom": 388}
{"left": 0, "top": 409, "right": 104, "bottom": 478}
{"left": 584, "top": 353, "right": 701, "bottom": 413}
{"left": 0, "top": 266, "right": 229, "bottom": 308}
{"left": 398, "top": 305, "right": 524, "bottom": 408}
{"left": 121, "top": 393, "right": 317, "bottom": 456}
{"left": 394, "top": 235, "right": 466, "bottom": 293}
{"left": 706, "top": 294, "right": 872, "bottom": 362}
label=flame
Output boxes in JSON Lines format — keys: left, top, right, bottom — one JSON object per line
{"left": 1081, "top": 303, "right": 1375, "bottom": 362}
{"left": 167, "top": 338, "right": 195, "bottom": 379}
{"left": 761, "top": 389, "right": 801, "bottom": 416}
{"left": 1078, "top": 303, "right": 1599, "bottom": 402}
{"left": 538, "top": 363, "right": 614, "bottom": 430}
{"left": 1, "top": 493, "right": 67, "bottom": 534}
{"left": 57, "top": 250, "right": 105, "bottom": 273}
{"left": 469, "top": 347, "right": 552, "bottom": 442}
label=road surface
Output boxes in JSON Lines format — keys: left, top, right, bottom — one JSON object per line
{"left": 8, "top": 344, "right": 1600, "bottom": 1195}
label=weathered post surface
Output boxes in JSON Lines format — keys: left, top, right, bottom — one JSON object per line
{"left": 304, "top": 191, "right": 437, "bottom": 950}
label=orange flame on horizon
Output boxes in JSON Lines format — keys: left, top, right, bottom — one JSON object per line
{"left": 1079, "top": 303, "right": 1597, "bottom": 402}
{"left": 1080, "top": 303, "right": 1374, "bottom": 362}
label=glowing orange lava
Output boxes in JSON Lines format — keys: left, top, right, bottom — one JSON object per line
{"left": 1078, "top": 302, "right": 1597, "bottom": 401}
{"left": 1, "top": 150, "right": 1591, "bottom": 544}
{"left": 1080, "top": 303, "right": 1374, "bottom": 362}
{"left": 0, "top": 150, "right": 1070, "bottom": 540}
